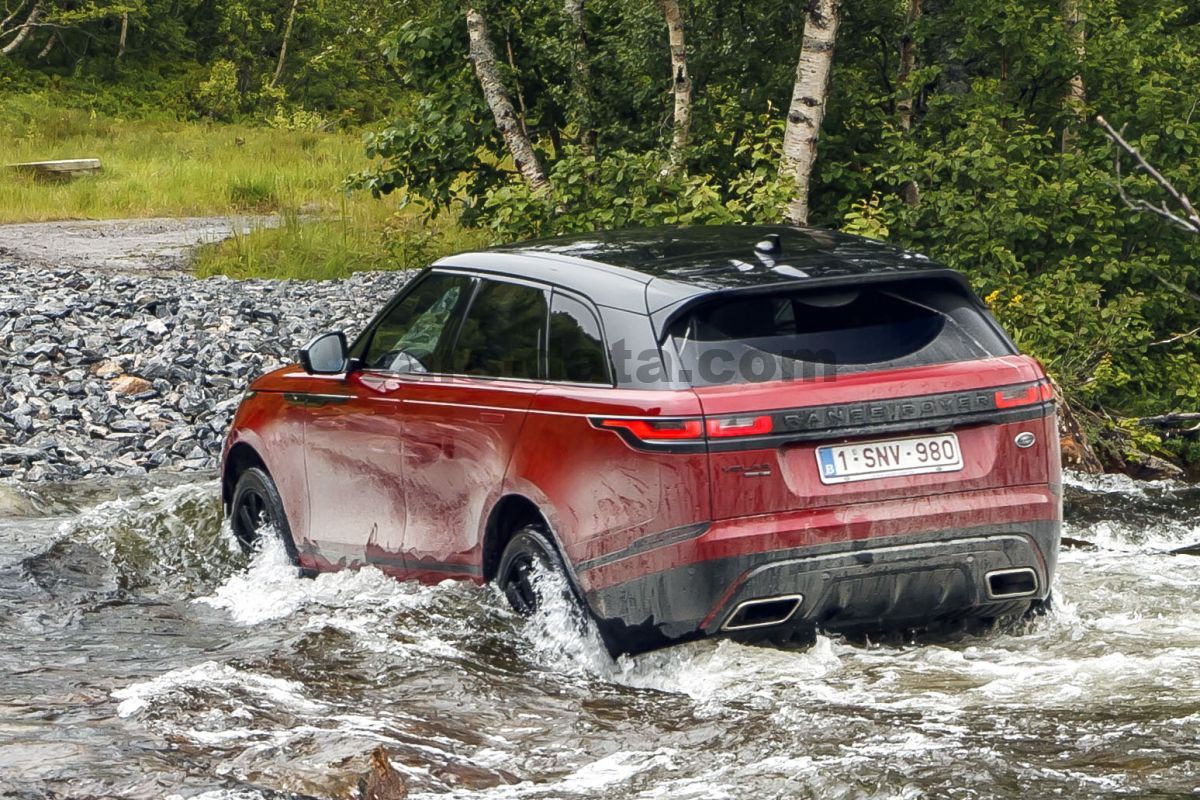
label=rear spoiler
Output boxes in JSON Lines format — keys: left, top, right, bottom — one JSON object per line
{"left": 648, "top": 269, "right": 981, "bottom": 344}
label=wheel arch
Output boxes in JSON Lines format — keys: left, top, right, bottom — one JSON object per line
{"left": 482, "top": 493, "right": 565, "bottom": 583}
{"left": 222, "top": 441, "right": 270, "bottom": 512}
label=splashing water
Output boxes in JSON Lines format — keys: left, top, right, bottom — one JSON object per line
{"left": 1, "top": 474, "right": 1199, "bottom": 798}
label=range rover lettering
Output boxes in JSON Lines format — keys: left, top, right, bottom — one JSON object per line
{"left": 221, "top": 226, "right": 1062, "bottom": 655}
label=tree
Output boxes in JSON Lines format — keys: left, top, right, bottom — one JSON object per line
{"left": 562, "top": 0, "right": 595, "bottom": 153}
{"left": 0, "top": 0, "right": 42, "bottom": 56}
{"left": 896, "top": 0, "right": 921, "bottom": 132}
{"left": 117, "top": 11, "right": 128, "bottom": 58}
{"left": 657, "top": 0, "right": 691, "bottom": 171}
{"left": 1061, "top": 0, "right": 1087, "bottom": 150}
{"left": 780, "top": 0, "right": 841, "bottom": 225}
{"left": 465, "top": 5, "right": 551, "bottom": 193}
{"left": 270, "top": 0, "right": 300, "bottom": 87}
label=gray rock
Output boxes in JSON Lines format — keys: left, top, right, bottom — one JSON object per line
{"left": 0, "top": 260, "right": 414, "bottom": 481}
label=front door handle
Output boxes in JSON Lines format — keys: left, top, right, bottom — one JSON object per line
{"left": 284, "top": 392, "right": 351, "bottom": 407}
{"left": 479, "top": 411, "right": 506, "bottom": 424}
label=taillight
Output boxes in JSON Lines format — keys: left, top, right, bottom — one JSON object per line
{"left": 706, "top": 415, "right": 774, "bottom": 437}
{"left": 597, "top": 418, "right": 703, "bottom": 441}
{"left": 594, "top": 414, "right": 776, "bottom": 446}
{"left": 994, "top": 381, "right": 1054, "bottom": 409}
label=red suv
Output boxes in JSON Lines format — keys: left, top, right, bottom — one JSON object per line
{"left": 222, "top": 226, "right": 1061, "bottom": 655}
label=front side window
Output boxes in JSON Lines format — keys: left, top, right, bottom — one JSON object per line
{"left": 451, "top": 279, "right": 548, "bottom": 380}
{"left": 548, "top": 293, "right": 610, "bottom": 385}
{"left": 362, "top": 272, "right": 473, "bottom": 373}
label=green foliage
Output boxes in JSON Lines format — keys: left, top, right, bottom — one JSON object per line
{"left": 5, "top": 0, "right": 1200, "bottom": 465}
{"left": 195, "top": 60, "right": 243, "bottom": 120}
{"left": 353, "top": 0, "right": 1200, "bottom": 467}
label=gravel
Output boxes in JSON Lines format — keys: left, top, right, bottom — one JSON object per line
{"left": 0, "top": 216, "right": 276, "bottom": 273}
{"left": 0, "top": 262, "right": 413, "bottom": 481}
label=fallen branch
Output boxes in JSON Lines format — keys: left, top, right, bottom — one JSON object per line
{"left": 1096, "top": 114, "right": 1200, "bottom": 234}
{"left": 1147, "top": 325, "right": 1200, "bottom": 347}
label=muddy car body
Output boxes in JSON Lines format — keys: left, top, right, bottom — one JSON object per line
{"left": 222, "top": 225, "right": 1062, "bottom": 655}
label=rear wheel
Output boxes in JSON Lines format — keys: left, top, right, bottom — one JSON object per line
{"left": 229, "top": 466, "right": 299, "bottom": 565}
{"left": 496, "top": 526, "right": 573, "bottom": 615}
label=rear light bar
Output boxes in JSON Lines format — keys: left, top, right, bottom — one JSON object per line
{"left": 596, "top": 414, "right": 774, "bottom": 443}
{"left": 595, "top": 382, "right": 1052, "bottom": 446}
{"left": 597, "top": 418, "right": 704, "bottom": 440}
{"left": 994, "top": 381, "right": 1054, "bottom": 409}
{"left": 706, "top": 415, "right": 774, "bottom": 438}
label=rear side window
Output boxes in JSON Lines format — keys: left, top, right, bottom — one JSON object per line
{"left": 667, "top": 280, "right": 1012, "bottom": 386}
{"left": 548, "top": 293, "right": 610, "bottom": 385}
{"left": 361, "top": 272, "right": 473, "bottom": 374}
{"left": 451, "top": 279, "right": 548, "bottom": 380}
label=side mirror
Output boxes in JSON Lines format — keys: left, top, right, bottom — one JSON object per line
{"left": 299, "top": 331, "right": 349, "bottom": 375}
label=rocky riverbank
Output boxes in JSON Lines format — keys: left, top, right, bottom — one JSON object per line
{"left": 0, "top": 261, "right": 411, "bottom": 481}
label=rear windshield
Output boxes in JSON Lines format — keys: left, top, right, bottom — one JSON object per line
{"left": 666, "top": 280, "right": 1013, "bottom": 386}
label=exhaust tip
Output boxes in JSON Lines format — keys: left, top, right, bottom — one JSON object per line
{"left": 722, "top": 594, "right": 803, "bottom": 631}
{"left": 985, "top": 567, "right": 1038, "bottom": 600}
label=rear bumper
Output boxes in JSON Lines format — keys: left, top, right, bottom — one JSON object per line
{"left": 581, "top": 486, "right": 1061, "bottom": 655}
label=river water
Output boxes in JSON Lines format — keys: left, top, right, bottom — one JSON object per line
{"left": 2, "top": 473, "right": 1199, "bottom": 799}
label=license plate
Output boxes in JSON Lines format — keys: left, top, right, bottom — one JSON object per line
{"left": 816, "top": 433, "right": 963, "bottom": 484}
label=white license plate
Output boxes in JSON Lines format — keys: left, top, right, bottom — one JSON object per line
{"left": 816, "top": 433, "right": 963, "bottom": 484}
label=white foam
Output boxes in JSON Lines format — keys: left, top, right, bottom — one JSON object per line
{"left": 197, "top": 534, "right": 437, "bottom": 625}
{"left": 113, "top": 660, "right": 322, "bottom": 718}
{"left": 1063, "top": 469, "right": 1184, "bottom": 495}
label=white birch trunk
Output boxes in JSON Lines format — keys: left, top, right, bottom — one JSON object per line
{"left": 657, "top": 0, "right": 691, "bottom": 170}
{"left": 270, "top": 0, "right": 300, "bottom": 87}
{"left": 117, "top": 13, "right": 128, "bottom": 59}
{"left": 1, "top": 0, "right": 42, "bottom": 56}
{"left": 1, "top": 0, "right": 31, "bottom": 34}
{"left": 780, "top": 0, "right": 840, "bottom": 225}
{"left": 1062, "top": 0, "right": 1086, "bottom": 151}
{"left": 896, "top": 0, "right": 921, "bottom": 132}
{"left": 466, "top": 6, "right": 551, "bottom": 193}
{"left": 36, "top": 29, "right": 54, "bottom": 59}
{"left": 563, "top": 0, "right": 594, "bottom": 153}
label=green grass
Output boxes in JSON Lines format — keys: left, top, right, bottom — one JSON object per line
{"left": 0, "top": 92, "right": 488, "bottom": 280}
{"left": 0, "top": 93, "right": 368, "bottom": 222}
{"left": 194, "top": 203, "right": 489, "bottom": 282}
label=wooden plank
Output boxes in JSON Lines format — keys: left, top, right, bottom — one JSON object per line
{"left": 8, "top": 159, "right": 103, "bottom": 181}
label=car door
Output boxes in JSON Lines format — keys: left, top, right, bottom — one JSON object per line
{"left": 399, "top": 276, "right": 549, "bottom": 582}
{"left": 302, "top": 271, "right": 475, "bottom": 572}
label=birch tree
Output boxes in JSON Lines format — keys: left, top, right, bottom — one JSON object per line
{"left": 0, "top": 0, "right": 41, "bottom": 56}
{"left": 657, "top": 0, "right": 691, "bottom": 171}
{"left": 896, "top": 0, "right": 920, "bottom": 132}
{"left": 779, "top": 0, "right": 840, "bottom": 225}
{"left": 563, "top": 0, "right": 595, "bottom": 154}
{"left": 270, "top": 0, "right": 300, "bottom": 87}
{"left": 1061, "top": 0, "right": 1087, "bottom": 150}
{"left": 117, "top": 12, "right": 128, "bottom": 59}
{"left": 896, "top": 0, "right": 921, "bottom": 205}
{"left": 466, "top": 6, "right": 551, "bottom": 193}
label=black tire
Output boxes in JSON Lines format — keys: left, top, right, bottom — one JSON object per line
{"left": 496, "top": 526, "right": 575, "bottom": 616}
{"left": 229, "top": 466, "right": 300, "bottom": 565}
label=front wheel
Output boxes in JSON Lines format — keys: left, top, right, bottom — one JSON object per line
{"left": 229, "top": 466, "right": 300, "bottom": 565}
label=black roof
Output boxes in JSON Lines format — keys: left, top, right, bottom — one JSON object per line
{"left": 435, "top": 225, "right": 965, "bottom": 316}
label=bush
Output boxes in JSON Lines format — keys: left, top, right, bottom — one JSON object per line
{"left": 195, "top": 60, "right": 243, "bottom": 121}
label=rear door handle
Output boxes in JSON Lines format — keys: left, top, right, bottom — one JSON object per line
{"left": 479, "top": 411, "right": 506, "bottom": 424}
